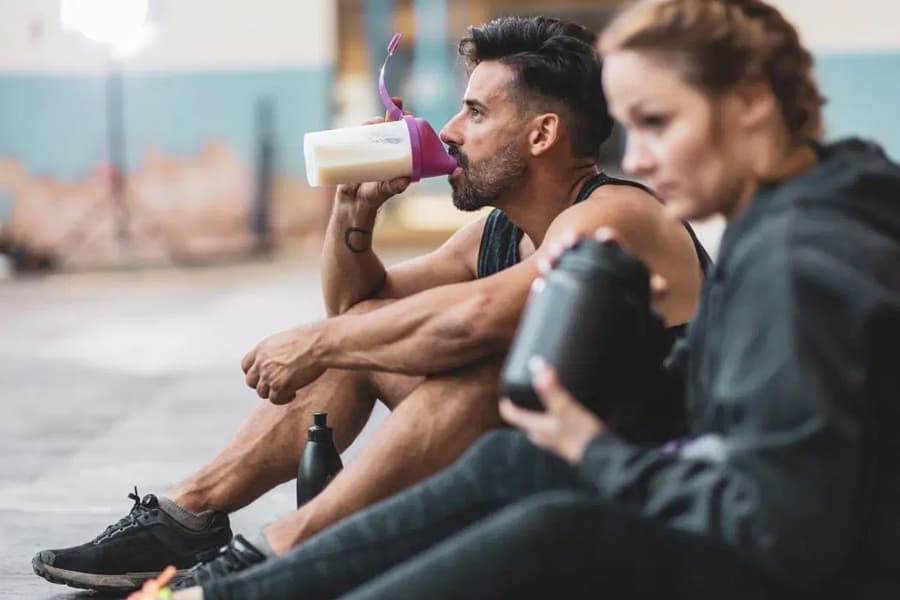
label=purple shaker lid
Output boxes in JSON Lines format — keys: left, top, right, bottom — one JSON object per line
{"left": 378, "top": 33, "right": 457, "bottom": 182}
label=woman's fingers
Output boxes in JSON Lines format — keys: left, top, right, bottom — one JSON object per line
{"left": 500, "top": 398, "right": 545, "bottom": 431}
{"left": 540, "top": 230, "right": 580, "bottom": 275}
{"left": 530, "top": 358, "right": 576, "bottom": 412}
{"left": 499, "top": 399, "right": 560, "bottom": 451}
{"left": 651, "top": 273, "right": 670, "bottom": 304}
{"left": 594, "top": 226, "right": 630, "bottom": 251}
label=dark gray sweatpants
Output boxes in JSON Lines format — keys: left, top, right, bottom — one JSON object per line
{"left": 203, "top": 429, "right": 797, "bottom": 600}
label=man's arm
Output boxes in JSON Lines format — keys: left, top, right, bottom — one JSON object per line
{"left": 314, "top": 185, "right": 702, "bottom": 375}
{"left": 244, "top": 185, "right": 704, "bottom": 403}
{"left": 321, "top": 184, "right": 483, "bottom": 316}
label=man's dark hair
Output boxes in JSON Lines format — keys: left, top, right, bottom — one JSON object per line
{"left": 459, "top": 16, "right": 614, "bottom": 159}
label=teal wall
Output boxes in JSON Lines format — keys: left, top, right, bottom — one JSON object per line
{"left": 816, "top": 53, "right": 900, "bottom": 160}
{"left": 0, "top": 67, "right": 333, "bottom": 179}
{"left": 0, "top": 52, "right": 898, "bottom": 179}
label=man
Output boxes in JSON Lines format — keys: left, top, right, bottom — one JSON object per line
{"left": 34, "top": 16, "right": 707, "bottom": 592}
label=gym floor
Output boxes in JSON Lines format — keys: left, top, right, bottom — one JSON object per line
{"left": 0, "top": 219, "right": 720, "bottom": 599}
{"left": 0, "top": 253, "right": 398, "bottom": 599}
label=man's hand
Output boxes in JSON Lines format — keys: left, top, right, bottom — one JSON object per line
{"left": 499, "top": 357, "right": 605, "bottom": 463}
{"left": 335, "top": 97, "right": 412, "bottom": 213}
{"left": 336, "top": 171, "right": 410, "bottom": 213}
{"left": 241, "top": 325, "right": 328, "bottom": 405}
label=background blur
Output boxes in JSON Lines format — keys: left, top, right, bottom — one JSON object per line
{"left": 1, "top": 0, "right": 897, "bottom": 272}
{"left": 1, "top": 1, "right": 898, "bottom": 598}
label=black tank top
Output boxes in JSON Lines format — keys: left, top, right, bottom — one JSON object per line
{"left": 476, "top": 172, "right": 712, "bottom": 278}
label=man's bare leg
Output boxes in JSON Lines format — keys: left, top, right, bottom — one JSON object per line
{"left": 168, "top": 367, "right": 420, "bottom": 514}
{"left": 168, "top": 298, "right": 415, "bottom": 514}
{"left": 264, "top": 359, "right": 503, "bottom": 553}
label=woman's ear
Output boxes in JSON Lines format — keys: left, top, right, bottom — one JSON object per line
{"left": 735, "top": 79, "right": 779, "bottom": 133}
{"left": 527, "top": 113, "right": 562, "bottom": 157}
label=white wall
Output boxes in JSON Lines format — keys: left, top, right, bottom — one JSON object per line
{"left": 771, "top": 0, "right": 900, "bottom": 53}
{"left": 0, "top": 0, "right": 337, "bottom": 73}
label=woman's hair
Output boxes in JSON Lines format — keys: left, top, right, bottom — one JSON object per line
{"left": 459, "top": 16, "right": 614, "bottom": 158}
{"left": 600, "top": 0, "right": 826, "bottom": 141}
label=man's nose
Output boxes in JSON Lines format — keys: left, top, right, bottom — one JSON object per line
{"left": 439, "top": 111, "right": 464, "bottom": 146}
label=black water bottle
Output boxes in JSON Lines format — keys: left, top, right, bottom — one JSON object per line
{"left": 501, "top": 238, "right": 658, "bottom": 418}
{"left": 297, "top": 412, "right": 343, "bottom": 508}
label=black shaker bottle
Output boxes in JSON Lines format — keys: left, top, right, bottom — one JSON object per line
{"left": 501, "top": 238, "right": 661, "bottom": 419}
{"left": 297, "top": 412, "right": 343, "bottom": 508}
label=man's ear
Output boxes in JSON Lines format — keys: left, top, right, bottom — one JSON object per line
{"left": 527, "top": 113, "right": 562, "bottom": 157}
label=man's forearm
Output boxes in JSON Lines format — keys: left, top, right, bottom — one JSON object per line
{"left": 321, "top": 197, "right": 387, "bottom": 317}
{"left": 315, "top": 281, "right": 525, "bottom": 376}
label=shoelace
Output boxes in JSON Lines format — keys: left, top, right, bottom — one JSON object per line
{"left": 93, "top": 486, "right": 154, "bottom": 544}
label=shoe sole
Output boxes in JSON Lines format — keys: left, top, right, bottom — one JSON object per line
{"left": 32, "top": 554, "right": 189, "bottom": 593}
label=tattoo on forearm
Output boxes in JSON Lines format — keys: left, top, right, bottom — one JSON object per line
{"left": 344, "top": 227, "right": 372, "bottom": 253}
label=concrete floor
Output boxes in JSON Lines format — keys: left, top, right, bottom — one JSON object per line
{"left": 0, "top": 254, "right": 403, "bottom": 599}
{"left": 0, "top": 218, "right": 723, "bottom": 599}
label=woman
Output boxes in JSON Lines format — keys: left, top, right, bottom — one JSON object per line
{"left": 140, "top": 0, "right": 900, "bottom": 598}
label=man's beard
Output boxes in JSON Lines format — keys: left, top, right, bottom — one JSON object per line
{"left": 448, "top": 145, "right": 527, "bottom": 212}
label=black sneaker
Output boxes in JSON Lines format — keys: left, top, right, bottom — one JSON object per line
{"left": 32, "top": 487, "right": 232, "bottom": 592}
{"left": 170, "top": 534, "right": 267, "bottom": 590}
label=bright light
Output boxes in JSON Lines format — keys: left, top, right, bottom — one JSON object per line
{"left": 61, "top": 0, "right": 152, "bottom": 58}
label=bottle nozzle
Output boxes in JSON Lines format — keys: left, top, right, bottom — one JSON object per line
{"left": 313, "top": 412, "right": 327, "bottom": 428}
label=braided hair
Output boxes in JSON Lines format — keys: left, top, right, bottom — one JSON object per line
{"left": 601, "top": 0, "right": 826, "bottom": 141}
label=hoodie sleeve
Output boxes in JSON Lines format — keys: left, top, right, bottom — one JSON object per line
{"left": 576, "top": 225, "right": 872, "bottom": 585}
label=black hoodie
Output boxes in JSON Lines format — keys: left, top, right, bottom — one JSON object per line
{"left": 576, "top": 139, "right": 900, "bottom": 595}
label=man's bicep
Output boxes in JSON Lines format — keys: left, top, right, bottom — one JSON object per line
{"left": 536, "top": 188, "right": 703, "bottom": 326}
{"left": 376, "top": 216, "right": 486, "bottom": 299}
{"left": 536, "top": 189, "right": 651, "bottom": 255}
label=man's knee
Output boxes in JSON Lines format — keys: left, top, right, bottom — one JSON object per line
{"left": 423, "top": 358, "right": 502, "bottom": 408}
{"left": 382, "top": 357, "right": 502, "bottom": 416}
{"left": 436, "top": 356, "right": 503, "bottom": 386}
{"left": 368, "top": 370, "right": 422, "bottom": 408}
{"left": 291, "top": 367, "right": 372, "bottom": 406}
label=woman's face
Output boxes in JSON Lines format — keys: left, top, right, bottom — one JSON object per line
{"left": 603, "top": 50, "right": 752, "bottom": 221}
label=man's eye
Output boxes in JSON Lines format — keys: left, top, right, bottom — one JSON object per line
{"left": 469, "top": 106, "right": 482, "bottom": 118}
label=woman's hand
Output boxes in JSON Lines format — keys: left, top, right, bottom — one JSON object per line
{"left": 538, "top": 227, "right": 670, "bottom": 303}
{"left": 499, "top": 358, "right": 605, "bottom": 463}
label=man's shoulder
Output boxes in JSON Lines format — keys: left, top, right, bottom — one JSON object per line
{"left": 556, "top": 179, "right": 662, "bottom": 233}
{"left": 578, "top": 177, "right": 659, "bottom": 213}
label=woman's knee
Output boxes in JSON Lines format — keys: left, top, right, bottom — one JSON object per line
{"left": 464, "top": 429, "right": 530, "bottom": 464}
{"left": 502, "top": 490, "right": 600, "bottom": 533}
{"left": 459, "top": 429, "right": 573, "bottom": 485}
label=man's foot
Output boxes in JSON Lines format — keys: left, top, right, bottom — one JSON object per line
{"left": 32, "top": 488, "right": 232, "bottom": 592}
{"left": 170, "top": 534, "right": 267, "bottom": 590}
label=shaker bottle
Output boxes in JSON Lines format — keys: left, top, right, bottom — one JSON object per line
{"left": 303, "top": 33, "right": 458, "bottom": 186}
{"left": 501, "top": 239, "right": 660, "bottom": 418}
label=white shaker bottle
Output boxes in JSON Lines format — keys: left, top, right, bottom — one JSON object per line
{"left": 304, "top": 33, "right": 457, "bottom": 187}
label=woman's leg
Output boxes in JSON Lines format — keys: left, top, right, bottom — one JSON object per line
{"left": 342, "top": 490, "right": 802, "bottom": 600}
{"left": 202, "top": 429, "right": 590, "bottom": 600}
